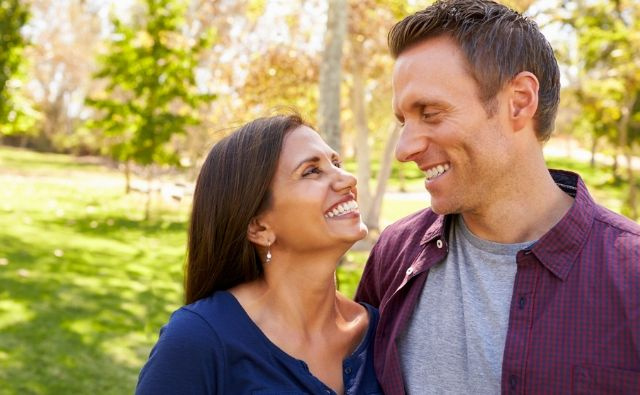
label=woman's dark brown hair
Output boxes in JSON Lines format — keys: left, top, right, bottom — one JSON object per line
{"left": 185, "top": 114, "right": 306, "bottom": 304}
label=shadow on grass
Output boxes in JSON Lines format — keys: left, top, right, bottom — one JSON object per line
{"left": 44, "top": 213, "right": 187, "bottom": 244}
{"left": 0, "top": 233, "right": 181, "bottom": 394}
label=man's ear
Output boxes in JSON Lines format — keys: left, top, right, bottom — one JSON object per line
{"left": 247, "top": 216, "right": 274, "bottom": 247}
{"left": 509, "top": 71, "right": 539, "bottom": 132}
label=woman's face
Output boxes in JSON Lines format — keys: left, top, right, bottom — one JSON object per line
{"left": 261, "top": 126, "right": 368, "bottom": 253}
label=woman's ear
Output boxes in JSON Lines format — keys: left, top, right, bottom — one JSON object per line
{"left": 247, "top": 216, "right": 274, "bottom": 247}
{"left": 509, "top": 71, "right": 539, "bottom": 132}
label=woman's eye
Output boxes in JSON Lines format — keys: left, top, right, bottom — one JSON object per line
{"left": 333, "top": 160, "right": 342, "bottom": 168}
{"left": 302, "top": 167, "right": 321, "bottom": 177}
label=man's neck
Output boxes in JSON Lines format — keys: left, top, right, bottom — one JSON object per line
{"left": 461, "top": 167, "right": 574, "bottom": 244}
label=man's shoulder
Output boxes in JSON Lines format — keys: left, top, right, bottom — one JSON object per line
{"left": 585, "top": 205, "right": 640, "bottom": 262}
{"left": 591, "top": 204, "right": 640, "bottom": 238}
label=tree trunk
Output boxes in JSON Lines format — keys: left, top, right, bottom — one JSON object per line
{"left": 625, "top": 150, "right": 637, "bottom": 220}
{"left": 124, "top": 160, "right": 132, "bottom": 194}
{"left": 590, "top": 136, "right": 598, "bottom": 168}
{"left": 398, "top": 163, "right": 406, "bottom": 192}
{"left": 366, "top": 124, "right": 401, "bottom": 232}
{"left": 145, "top": 165, "right": 153, "bottom": 221}
{"left": 318, "top": 0, "right": 347, "bottom": 153}
{"left": 618, "top": 94, "right": 637, "bottom": 219}
{"left": 351, "top": 52, "right": 371, "bottom": 217}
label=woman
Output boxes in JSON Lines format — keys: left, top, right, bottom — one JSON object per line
{"left": 136, "top": 114, "right": 381, "bottom": 394}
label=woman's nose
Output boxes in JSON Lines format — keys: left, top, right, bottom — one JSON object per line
{"left": 333, "top": 167, "right": 357, "bottom": 191}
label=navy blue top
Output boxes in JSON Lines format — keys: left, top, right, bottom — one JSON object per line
{"left": 136, "top": 291, "right": 382, "bottom": 394}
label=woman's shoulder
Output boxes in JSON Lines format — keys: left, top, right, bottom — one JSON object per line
{"left": 336, "top": 294, "right": 379, "bottom": 352}
{"left": 136, "top": 294, "right": 232, "bottom": 394}
{"left": 158, "top": 291, "right": 237, "bottom": 344}
{"left": 337, "top": 293, "right": 379, "bottom": 324}
{"left": 182, "top": 290, "right": 238, "bottom": 317}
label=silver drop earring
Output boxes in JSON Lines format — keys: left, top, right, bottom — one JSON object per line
{"left": 265, "top": 242, "right": 272, "bottom": 264}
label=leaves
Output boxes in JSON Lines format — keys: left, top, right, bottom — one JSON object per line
{"left": 0, "top": 0, "right": 36, "bottom": 137}
{"left": 86, "top": 0, "right": 216, "bottom": 167}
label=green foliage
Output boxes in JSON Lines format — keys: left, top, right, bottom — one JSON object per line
{"left": 562, "top": 0, "right": 640, "bottom": 148}
{"left": 0, "top": 0, "right": 37, "bottom": 137}
{"left": 86, "top": 0, "right": 216, "bottom": 166}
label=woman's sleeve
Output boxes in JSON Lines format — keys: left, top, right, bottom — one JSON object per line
{"left": 135, "top": 308, "right": 225, "bottom": 395}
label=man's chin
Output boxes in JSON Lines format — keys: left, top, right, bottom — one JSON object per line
{"left": 429, "top": 202, "right": 456, "bottom": 216}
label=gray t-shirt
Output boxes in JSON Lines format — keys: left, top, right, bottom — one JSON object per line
{"left": 398, "top": 215, "right": 534, "bottom": 394}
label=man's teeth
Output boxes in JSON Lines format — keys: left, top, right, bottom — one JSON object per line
{"left": 425, "top": 163, "right": 450, "bottom": 180}
{"left": 325, "top": 200, "right": 359, "bottom": 218}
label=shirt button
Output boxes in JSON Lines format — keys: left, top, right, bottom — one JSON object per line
{"left": 436, "top": 239, "right": 444, "bottom": 248}
{"left": 519, "top": 297, "right": 526, "bottom": 309}
{"left": 509, "top": 375, "right": 517, "bottom": 390}
{"left": 344, "top": 366, "right": 352, "bottom": 374}
{"left": 406, "top": 267, "right": 414, "bottom": 276}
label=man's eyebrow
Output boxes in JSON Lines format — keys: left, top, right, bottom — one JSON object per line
{"left": 411, "top": 98, "right": 446, "bottom": 110}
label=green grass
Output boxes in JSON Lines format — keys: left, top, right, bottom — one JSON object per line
{"left": 0, "top": 147, "right": 189, "bottom": 394}
{"left": 0, "top": 146, "right": 633, "bottom": 394}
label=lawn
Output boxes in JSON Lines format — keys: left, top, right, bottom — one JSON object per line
{"left": 0, "top": 148, "right": 189, "bottom": 394}
{"left": 0, "top": 146, "right": 633, "bottom": 394}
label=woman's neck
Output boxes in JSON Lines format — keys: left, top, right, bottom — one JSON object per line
{"left": 231, "top": 249, "right": 347, "bottom": 334}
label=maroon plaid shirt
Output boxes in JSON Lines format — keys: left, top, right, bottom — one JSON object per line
{"left": 355, "top": 170, "right": 640, "bottom": 395}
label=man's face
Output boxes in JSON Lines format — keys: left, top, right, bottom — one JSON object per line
{"left": 392, "top": 35, "right": 516, "bottom": 216}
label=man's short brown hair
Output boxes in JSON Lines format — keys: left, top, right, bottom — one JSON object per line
{"left": 389, "top": 0, "right": 560, "bottom": 141}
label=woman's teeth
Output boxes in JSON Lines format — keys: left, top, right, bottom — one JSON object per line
{"left": 325, "top": 200, "right": 358, "bottom": 218}
{"left": 425, "top": 163, "right": 450, "bottom": 180}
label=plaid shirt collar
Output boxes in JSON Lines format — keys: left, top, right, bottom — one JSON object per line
{"left": 417, "top": 169, "right": 593, "bottom": 281}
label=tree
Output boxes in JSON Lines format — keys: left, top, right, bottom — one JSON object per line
{"left": 24, "top": 0, "right": 102, "bottom": 153}
{"left": 558, "top": 0, "right": 640, "bottom": 219}
{"left": 318, "top": 0, "right": 348, "bottom": 152}
{"left": 86, "top": 0, "right": 215, "bottom": 219}
{"left": 345, "top": 0, "right": 415, "bottom": 232}
{"left": 0, "top": 0, "right": 36, "bottom": 141}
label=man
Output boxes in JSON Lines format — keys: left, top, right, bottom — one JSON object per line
{"left": 354, "top": 1, "right": 640, "bottom": 394}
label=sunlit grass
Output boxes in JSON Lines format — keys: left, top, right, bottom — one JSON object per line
{"left": 0, "top": 147, "right": 188, "bottom": 394}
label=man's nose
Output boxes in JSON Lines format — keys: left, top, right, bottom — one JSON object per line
{"left": 395, "top": 124, "right": 428, "bottom": 163}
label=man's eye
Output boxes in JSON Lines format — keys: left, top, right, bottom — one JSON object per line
{"left": 422, "top": 112, "right": 438, "bottom": 121}
{"left": 333, "top": 160, "right": 343, "bottom": 168}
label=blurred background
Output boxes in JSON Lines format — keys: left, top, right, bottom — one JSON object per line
{"left": 0, "top": 0, "right": 638, "bottom": 393}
